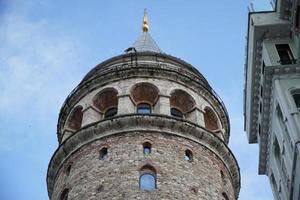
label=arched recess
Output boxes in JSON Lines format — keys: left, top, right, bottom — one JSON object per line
{"left": 130, "top": 82, "right": 159, "bottom": 114}
{"left": 170, "top": 89, "right": 196, "bottom": 117}
{"left": 204, "top": 107, "right": 219, "bottom": 131}
{"left": 131, "top": 82, "right": 159, "bottom": 105}
{"left": 67, "top": 106, "right": 83, "bottom": 131}
{"left": 93, "top": 88, "right": 118, "bottom": 118}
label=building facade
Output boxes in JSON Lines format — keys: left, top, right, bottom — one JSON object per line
{"left": 245, "top": 0, "right": 300, "bottom": 199}
{"left": 47, "top": 11, "right": 240, "bottom": 200}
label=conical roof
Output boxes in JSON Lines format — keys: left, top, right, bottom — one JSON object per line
{"left": 132, "top": 32, "right": 161, "bottom": 53}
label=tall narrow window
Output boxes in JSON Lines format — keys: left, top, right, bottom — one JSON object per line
{"left": 137, "top": 103, "right": 151, "bottom": 114}
{"left": 292, "top": 92, "right": 300, "bottom": 110}
{"left": 184, "top": 149, "right": 193, "bottom": 162}
{"left": 99, "top": 147, "right": 108, "bottom": 160}
{"left": 221, "top": 192, "right": 229, "bottom": 200}
{"left": 139, "top": 165, "right": 157, "bottom": 190}
{"left": 275, "top": 44, "right": 295, "bottom": 65}
{"left": 296, "top": 6, "right": 300, "bottom": 28}
{"left": 143, "top": 142, "right": 152, "bottom": 155}
{"left": 274, "top": 136, "right": 281, "bottom": 165}
{"left": 60, "top": 189, "right": 69, "bottom": 200}
{"left": 170, "top": 107, "right": 183, "bottom": 118}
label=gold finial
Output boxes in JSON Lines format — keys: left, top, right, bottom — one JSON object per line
{"left": 142, "top": 8, "right": 149, "bottom": 32}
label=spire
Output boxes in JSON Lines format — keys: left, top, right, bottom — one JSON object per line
{"left": 142, "top": 9, "right": 149, "bottom": 32}
{"left": 130, "top": 9, "right": 161, "bottom": 53}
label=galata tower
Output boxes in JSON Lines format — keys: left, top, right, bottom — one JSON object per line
{"left": 47, "top": 10, "right": 240, "bottom": 200}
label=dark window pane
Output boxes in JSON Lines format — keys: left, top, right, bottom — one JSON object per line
{"left": 275, "top": 44, "right": 295, "bottom": 65}
{"left": 99, "top": 148, "right": 108, "bottom": 160}
{"left": 140, "top": 173, "right": 156, "bottom": 190}
{"left": 60, "top": 189, "right": 69, "bottom": 200}
{"left": 104, "top": 107, "right": 117, "bottom": 118}
{"left": 184, "top": 150, "right": 193, "bottom": 162}
{"left": 137, "top": 103, "right": 151, "bottom": 114}
{"left": 293, "top": 93, "right": 300, "bottom": 109}
{"left": 170, "top": 108, "right": 183, "bottom": 118}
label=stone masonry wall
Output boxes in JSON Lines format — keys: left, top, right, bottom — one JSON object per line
{"left": 52, "top": 132, "right": 235, "bottom": 200}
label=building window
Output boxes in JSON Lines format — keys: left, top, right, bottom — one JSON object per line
{"left": 170, "top": 107, "right": 183, "bottom": 118}
{"left": 221, "top": 192, "right": 229, "bottom": 200}
{"left": 274, "top": 136, "right": 281, "bottom": 165}
{"left": 184, "top": 149, "right": 193, "bottom": 162}
{"left": 296, "top": 6, "right": 300, "bottom": 28}
{"left": 143, "top": 142, "right": 152, "bottom": 155}
{"left": 275, "top": 44, "right": 296, "bottom": 65}
{"left": 139, "top": 165, "right": 157, "bottom": 190}
{"left": 66, "top": 164, "right": 72, "bottom": 176}
{"left": 99, "top": 147, "right": 108, "bottom": 160}
{"left": 271, "top": 173, "right": 278, "bottom": 192}
{"left": 60, "top": 189, "right": 69, "bottom": 200}
{"left": 137, "top": 103, "right": 151, "bottom": 114}
{"left": 262, "top": 61, "right": 265, "bottom": 74}
{"left": 292, "top": 91, "right": 300, "bottom": 110}
{"left": 104, "top": 107, "right": 117, "bottom": 118}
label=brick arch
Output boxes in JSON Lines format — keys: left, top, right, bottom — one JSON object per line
{"left": 170, "top": 89, "right": 196, "bottom": 113}
{"left": 204, "top": 107, "right": 219, "bottom": 131}
{"left": 67, "top": 106, "right": 83, "bottom": 131}
{"left": 130, "top": 82, "right": 159, "bottom": 105}
{"left": 93, "top": 88, "right": 118, "bottom": 112}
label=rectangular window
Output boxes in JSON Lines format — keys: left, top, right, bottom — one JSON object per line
{"left": 275, "top": 44, "right": 296, "bottom": 65}
{"left": 292, "top": 93, "right": 300, "bottom": 110}
{"left": 296, "top": 6, "right": 300, "bottom": 28}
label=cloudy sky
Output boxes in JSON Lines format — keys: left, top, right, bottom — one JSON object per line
{"left": 0, "top": 0, "right": 274, "bottom": 199}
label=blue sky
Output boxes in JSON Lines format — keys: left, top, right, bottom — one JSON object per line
{"left": 0, "top": 1, "right": 274, "bottom": 199}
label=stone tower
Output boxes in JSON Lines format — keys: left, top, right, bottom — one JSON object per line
{"left": 47, "top": 10, "right": 240, "bottom": 200}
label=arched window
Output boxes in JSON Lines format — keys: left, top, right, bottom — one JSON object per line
{"left": 170, "top": 89, "right": 195, "bottom": 117}
{"left": 143, "top": 142, "right": 152, "bottom": 155}
{"left": 93, "top": 88, "right": 118, "bottom": 118}
{"left": 60, "top": 189, "right": 69, "bottom": 200}
{"left": 131, "top": 82, "right": 159, "bottom": 112}
{"left": 204, "top": 107, "right": 219, "bottom": 131}
{"left": 184, "top": 149, "right": 193, "bottom": 162}
{"left": 139, "top": 165, "right": 157, "bottom": 191}
{"left": 99, "top": 147, "right": 108, "bottom": 160}
{"left": 104, "top": 107, "right": 118, "bottom": 118}
{"left": 67, "top": 106, "right": 83, "bottom": 131}
{"left": 137, "top": 103, "right": 151, "bottom": 114}
{"left": 222, "top": 192, "right": 229, "bottom": 200}
{"left": 170, "top": 107, "right": 183, "bottom": 118}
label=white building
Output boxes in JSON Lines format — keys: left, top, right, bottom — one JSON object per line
{"left": 245, "top": 0, "right": 300, "bottom": 199}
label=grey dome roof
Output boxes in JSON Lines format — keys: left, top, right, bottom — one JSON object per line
{"left": 132, "top": 32, "right": 161, "bottom": 53}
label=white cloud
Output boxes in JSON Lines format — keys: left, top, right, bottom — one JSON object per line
{"left": 0, "top": 9, "right": 86, "bottom": 152}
